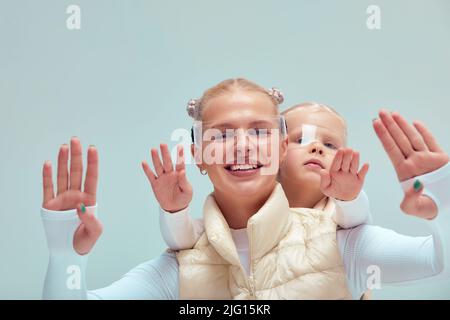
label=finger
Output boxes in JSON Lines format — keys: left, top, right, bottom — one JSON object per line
{"left": 319, "top": 169, "right": 331, "bottom": 190}
{"left": 142, "top": 160, "right": 157, "bottom": 187}
{"left": 151, "top": 148, "right": 164, "bottom": 176}
{"left": 69, "top": 137, "right": 83, "bottom": 190}
{"left": 392, "top": 112, "right": 426, "bottom": 151}
{"left": 76, "top": 203, "right": 103, "bottom": 234}
{"left": 84, "top": 145, "right": 98, "bottom": 199}
{"left": 42, "top": 160, "right": 55, "bottom": 205}
{"left": 331, "top": 149, "right": 344, "bottom": 172}
{"left": 74, "top": 203, "right": 103, "bottom": 255}
{"left": 341, "top": 149, "right": 353, "bottom": 172}
{"left": 160, "top": 144, "right": 174, "bottom": 173}
{"left": 178, "top": 169, "right": 190, "bottom": 191}
{"left": 413, "top": 121, "right": 444, "bottom": 153}
{"left": 373, "top": 118, "right": 405, "bottom": 166}
{"left": 357, "top": 163, "right": 370, "bottom": 181}
{"left": 349, "top": 151, "right": 360, "bottom": 174}
{"left": 57, "top": 144, "right": 69, "bottom": 195}
{"left": 379, "top": 110, "right": 414, "bottom": 157}
{"left": 175, "top": 144, "right": 186, "bottom": 172}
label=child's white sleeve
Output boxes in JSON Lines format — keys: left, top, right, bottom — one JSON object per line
{"left": 159, "top": 207, "right": 205, "bottom": 250}
{"left": 332, "top": 190, "right": 373, "bottom": 229}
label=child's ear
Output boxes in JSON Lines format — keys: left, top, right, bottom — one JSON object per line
{"left": 190, "top": 143, "right": 203, "bottom": 171}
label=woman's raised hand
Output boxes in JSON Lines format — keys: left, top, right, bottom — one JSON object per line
{"left": 42, "top": 137, "right": 103, "bottom": 255}
{"left": 373, "top": 110, "right": 449, "bottom": 219}
{"left": 142, "top": 144, "right": 193, "bottom": 213}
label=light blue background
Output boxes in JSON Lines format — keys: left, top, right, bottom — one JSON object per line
{"left": 1, "top": 0, "right": 449, "bottom": 299}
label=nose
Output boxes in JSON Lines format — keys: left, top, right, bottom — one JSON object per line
{"left": 235, "top": 129, "right": 251, "bottom": 155}
{"left": 308, "top": 142, "right": 324, "bottom": 156}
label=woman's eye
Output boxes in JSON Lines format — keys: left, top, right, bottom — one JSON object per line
{"left": 297, "top": 138, "right": 303, "bottom": 144}
{"left": 211, "top": 132, "right": 227, "bottom": 140}
{"left": 248, "top": 129, "right": 270, "bottom": 136}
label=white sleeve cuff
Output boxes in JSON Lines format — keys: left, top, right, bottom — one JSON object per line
{"left": 332, "top": 190, "right": 372, "bottom": 229}
{"left": 159, "top": 206, "right": 190, "bottom": 221}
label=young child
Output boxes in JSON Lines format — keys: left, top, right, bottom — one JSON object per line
{"left": 279, "top": 102, "right": 370, "bottom": 227}
{"left": 144, "top": 95, "right": 371, "bottom": 253}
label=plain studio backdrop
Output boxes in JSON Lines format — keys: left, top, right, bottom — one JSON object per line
{"left": 0, "top": 0, "right": 449, "bottom": 299}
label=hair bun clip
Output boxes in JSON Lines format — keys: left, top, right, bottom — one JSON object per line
{"left": 268, "top": 87, "right": 284, "bottom": 105}
{"left": 186, "top": 99, "right": 199, "bottom": 118}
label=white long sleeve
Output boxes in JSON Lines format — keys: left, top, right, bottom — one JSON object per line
{"left": 338, "top": 162, "right": 450, "bottom": 298}
{"left": 41, "top": 204, "right": 178, "bottom": 300}
{"left": 41, "top": 205, "right": 94, "bottom": 300}
{"left": 41, "top": 164, "right": 450, "bottom": 300}
{"left": 159, "top": 190, "right": 372, "bottom": 251}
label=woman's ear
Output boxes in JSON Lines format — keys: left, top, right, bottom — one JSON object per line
{"left": 191, "top": 143, "right": 203, "bottom": 171}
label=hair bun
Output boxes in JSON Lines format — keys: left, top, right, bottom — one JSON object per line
{"left": 186, "top": 99, "right": 199, "bottom": 118}
{"left": 268, "top": 87, "right": 284, "bottom": 105}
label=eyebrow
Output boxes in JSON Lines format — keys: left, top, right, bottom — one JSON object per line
{"left": 209, "top": 120, "right": 276, "bottom": 129}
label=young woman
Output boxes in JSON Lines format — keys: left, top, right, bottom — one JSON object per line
{"left": 40, "top": 79, "right": 450, "bottom": 299}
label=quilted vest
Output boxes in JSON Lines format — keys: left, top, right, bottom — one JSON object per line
{"left": 176, "top": 183, "right": 352, "bottom": 299}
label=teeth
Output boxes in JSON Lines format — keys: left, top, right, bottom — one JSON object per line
{"left": 229, "top": 164, "right": 259, "bottom": 171}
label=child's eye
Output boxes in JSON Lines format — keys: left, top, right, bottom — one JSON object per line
{"left": 324, "top": 142, "right": 337, "bottom": 150}
{"left": 297, "top": 138, "right": 303, "bottom": 144}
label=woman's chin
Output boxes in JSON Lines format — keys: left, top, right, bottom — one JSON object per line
{"left": 222, "top": 175, "right": 274, "bottom": 197}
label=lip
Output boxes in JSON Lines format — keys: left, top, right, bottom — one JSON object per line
{"left": 303, "top": 159, "right": 325, "bottom": 170}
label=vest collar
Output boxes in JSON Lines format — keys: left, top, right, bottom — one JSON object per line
{"left": 290, "top": 196, "right": 336, "bottom": 219}
{"left": 203, "top": 183, "right": 291, "bottom": 266}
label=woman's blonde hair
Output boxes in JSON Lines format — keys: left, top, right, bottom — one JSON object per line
{"left": 187, "top": 78, "right": 284, "bottom": 121}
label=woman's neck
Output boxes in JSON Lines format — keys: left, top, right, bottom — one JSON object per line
{"left": 281, "top": 180, "right": 324, "bottom": 209}
{"left": 213, "top": 184, "right": 275, "bottom": 229}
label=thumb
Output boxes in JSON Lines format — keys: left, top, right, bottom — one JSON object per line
{"left": 400, "top": 180, "right": 437, "bottom": 219}
{"left": 74, "top": 203, "right": 103, "bottom": 255}
{"left": 358, "top": 163, "right": 370, "bottom": 181}
{"left": 320, "top": 169, "right": 331, "bottom": 191}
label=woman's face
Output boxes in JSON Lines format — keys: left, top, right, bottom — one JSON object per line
{"left": 195, "top": 91, "right": 287, "bottom": 198}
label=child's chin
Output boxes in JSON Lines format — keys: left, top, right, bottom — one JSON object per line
{"left": 300, "top": 171, "right": 322, "bottom": 183}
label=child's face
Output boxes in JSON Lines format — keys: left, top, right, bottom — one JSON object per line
{"left": 280, "top": 108, "right": 346, "bottom": 191}
{"left": 195, "top": 91, "right": 287, "bottom": 198}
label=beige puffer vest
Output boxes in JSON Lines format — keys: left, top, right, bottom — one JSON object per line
{"left": 176, "top": 183, "right": 352, "bottom": 299}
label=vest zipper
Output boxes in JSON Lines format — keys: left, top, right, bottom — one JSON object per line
{"left": 247, "top": 223, "right": 256, "bottom": 299}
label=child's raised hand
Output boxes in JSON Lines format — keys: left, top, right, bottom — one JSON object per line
{"left": 142, "top": 144, "right": 193, "bottom": 213}
{"left": 319, "top": 148, "right": 370, "bottom": 201}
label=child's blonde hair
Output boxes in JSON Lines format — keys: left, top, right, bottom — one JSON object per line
{"left": 187, "top": 78, "right": 284, "bottom": 121}
{"left": 282, "top": 102, "right": 348, "bottom": 144}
